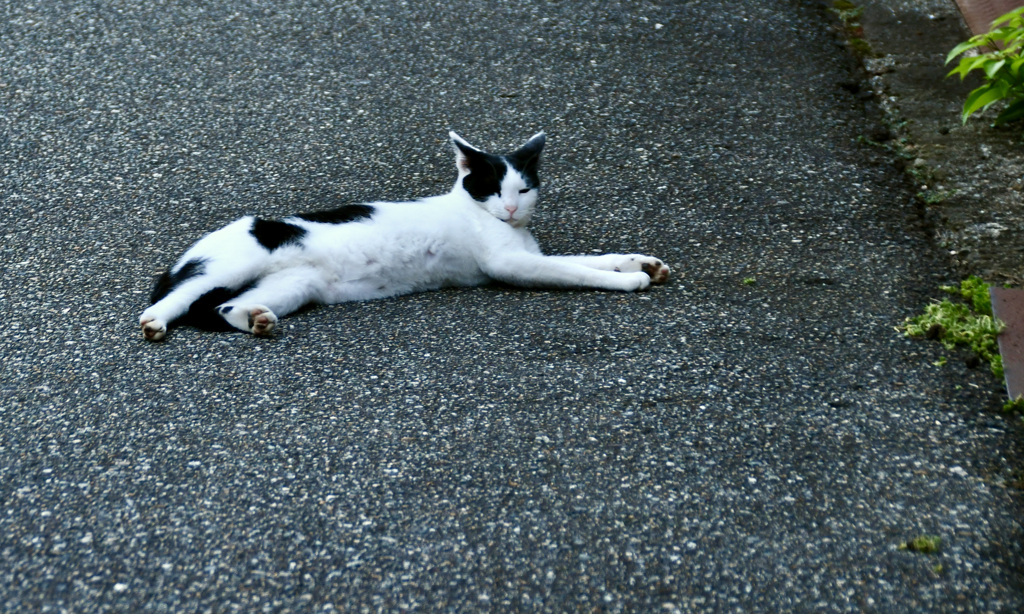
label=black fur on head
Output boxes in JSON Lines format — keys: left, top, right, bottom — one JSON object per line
{"left": 506, "top": 132, "right": 545, "bottom": 189}
{"left": 450, "top": 131, "right": 545, "bottom": 201}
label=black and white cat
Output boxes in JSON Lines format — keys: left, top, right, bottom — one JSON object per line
{"left": 139, "top": 131, "right": 670, "bottom": 341}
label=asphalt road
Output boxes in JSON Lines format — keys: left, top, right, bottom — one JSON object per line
{"left": 2, "top": 0, "right": 1023, "bottom": 611}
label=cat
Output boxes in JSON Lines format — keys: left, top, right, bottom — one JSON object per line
{"left": 139, "top": 131, "right": 670, "bottom": 341}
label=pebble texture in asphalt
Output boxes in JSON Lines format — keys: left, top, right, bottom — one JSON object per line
{"left": 2, "top": 1, "right": 1023, "bottom": 611}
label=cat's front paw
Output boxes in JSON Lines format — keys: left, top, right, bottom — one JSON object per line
{"left": 640, "top": 259, "right": 670, "bottom": 284}
{"left": 615, "top": 255, "right": 670, "bottom": 284}
{"left": 623, "top": 271, "right": 652, "bottom": 292}
{"left": 140, "top": 317, "right": 167, "bottom": 342}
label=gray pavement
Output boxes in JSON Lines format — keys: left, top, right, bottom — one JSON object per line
{"left": 2, "top": 0, "right": 1023, "bottom": 611}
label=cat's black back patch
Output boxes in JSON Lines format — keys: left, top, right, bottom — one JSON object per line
{"left": 294, "top": 204, "right": 376, "bottom": 224}
{"left": 150, "top": 257, "right": 206, "bottom": 303}
{"left": 250, "top": 218, "right": 307, "bottom": 251}
{"left": 462, "top": 154, "right": 507, "bottom": 202}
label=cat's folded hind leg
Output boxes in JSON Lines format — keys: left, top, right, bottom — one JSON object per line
{"left": 140, "top": 264, "right": 264, "bottom": 341}
{"left": 139, "top": 276, "right": 211, "bottom": 341}
{"left": 214, "top": 267, "right": 325, "bottom": 336}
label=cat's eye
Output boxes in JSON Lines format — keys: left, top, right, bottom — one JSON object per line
{"left": 519, "top": 188, "right": 531, "bottom": 194}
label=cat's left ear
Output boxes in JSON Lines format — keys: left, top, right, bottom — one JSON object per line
{"left": 449, "top": 131, "right": 484, "bottom": 174}
{"left": 509, "top": 132, "right": 546, "bottom": 170}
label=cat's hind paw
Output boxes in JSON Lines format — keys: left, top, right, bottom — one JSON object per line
{"left": 218, "top": 304, "right": 278, "bottom": 335}
{"left": 248, "top": 306, "right": 277, "bottom": 336}
{"left": 140, "top": 317, "right": 168, "bottom": 342}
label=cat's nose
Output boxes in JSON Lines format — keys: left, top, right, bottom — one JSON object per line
{"left": 504, "top": 204, "right": 518, "bottom": 215}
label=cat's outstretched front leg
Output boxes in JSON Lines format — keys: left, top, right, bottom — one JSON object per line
{"left": 612, "top": 254, "right": 671, "bottom": 284}
{"left": 482, "top": 253, "right": 669, "bottom": 292}
{"left": 545, "top": 254, "right": 671, "bottom": 284}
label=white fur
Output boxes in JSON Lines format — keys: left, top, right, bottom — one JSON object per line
{"left": 139, "top": 132, "right": 670, "bottom": 341}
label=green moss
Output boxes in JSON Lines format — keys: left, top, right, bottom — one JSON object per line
{"left": 1003, "top": 396, "right": 1024, "bottom": 413}
{"left": 847, "top": 37, "right": 874, "bottom": 57}
{"left": 831, "top": 1, "right": 864, "bottom": 23}
{"left": 899, "top": 535, "right": 942, "bottom": 554}
{"left": 830, "top": 2, "right": 876, "bottom": 58}
{"left": 943, "top": 275, "right": 993, "bottom": 316}
{"left": 917, "top": 189, "right": 955, "bottom": 205}
{"left": 899, "top": 276, "right": 1004, "bottom": 378}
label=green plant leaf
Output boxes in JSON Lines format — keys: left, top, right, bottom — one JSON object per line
{"left": 946, "top": 37, "right": 991, "bottom": 64}
{"left": 946, "top": 63, "right": 968, "bottom": 80}
{"left": 948, "top": 6, "right": 1024, "bottom": 125}
{"left": 993, "top": 7, "right": 1024, "bottom": 30}
{"left": 995, "top": 98, "right": 1024, "bottom": 124}
{"left": 962, "top": 83, "right": 1007, "bottom": 122}
{"left": 1011, "top": 56, "right": 1024, "bottom": 77}
{"left": 948, "top": 56, "right": 992, "bottom": 80}
{"left": 1003, "top": 39, "right": 1024, "bottom": 54}
{"left": 988, "top": 26, "right": 1019, "bottom": 43}
{"left": 985, "top": 59, "right": 1008, "bottom": 78}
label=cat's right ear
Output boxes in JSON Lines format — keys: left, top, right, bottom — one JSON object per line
{"left": 509, "top": 131, "right": 546, "bottom": 173}
{"left": 450, "top": 131, "right": 483, "bottom": 174}
{"left": 516, "top": 132, "right": 546, "bottom": 159}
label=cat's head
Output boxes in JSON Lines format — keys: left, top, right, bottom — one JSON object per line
{"left": 449, "top": 131, "right": 546, "bottom": 228}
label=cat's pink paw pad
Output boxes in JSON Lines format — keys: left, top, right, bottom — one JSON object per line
{"left": 641, "top": 260, "right": 670, "bottom": 284}
{"left": 141, "top": 317, "right": 167, "bottom": 342}
{"left": 248, "top": 307, "right": 277, "bottom": 336}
